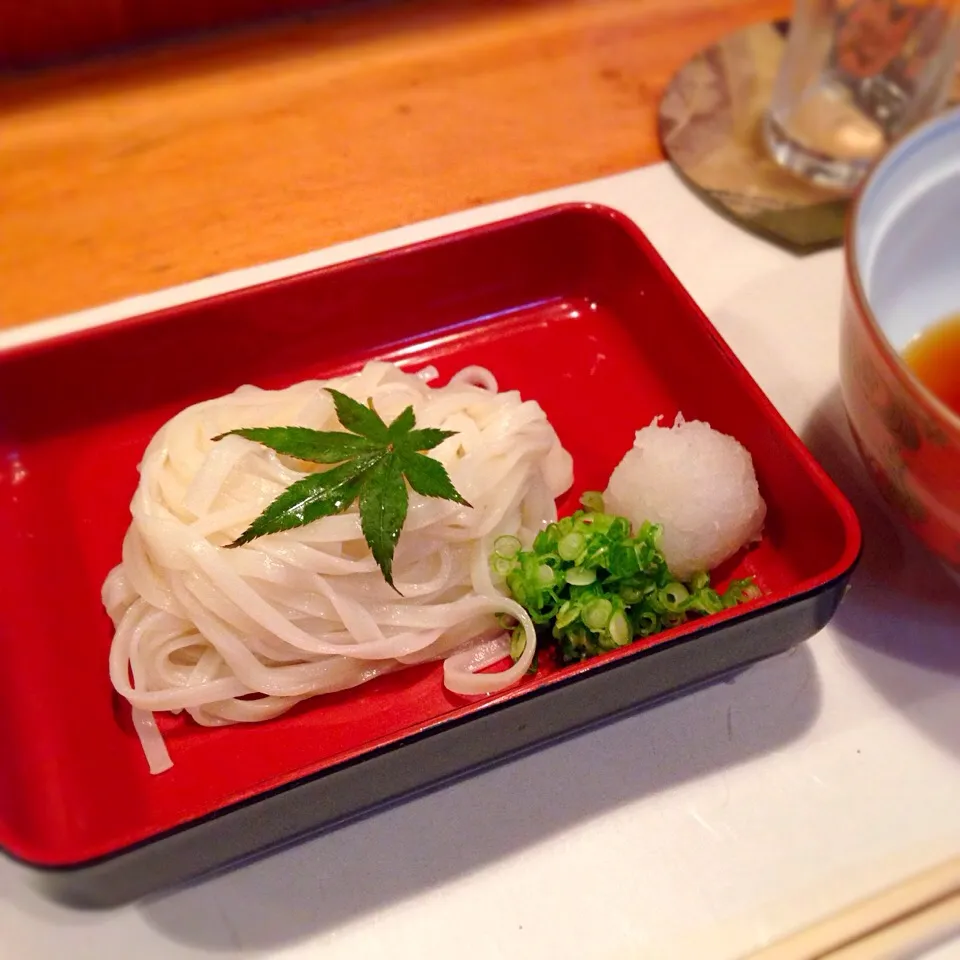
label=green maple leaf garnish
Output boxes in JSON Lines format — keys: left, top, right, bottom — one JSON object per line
{"left": 213, "top": 388, "right": 471, "bottom": 591}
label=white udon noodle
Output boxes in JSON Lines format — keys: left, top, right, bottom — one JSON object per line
{"left": 104, "top": 361, "right": 573, "bottom": 773}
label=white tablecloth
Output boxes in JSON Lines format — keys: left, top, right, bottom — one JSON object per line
{"left": 3, "top": 163, "right": 959, "bottom": 960}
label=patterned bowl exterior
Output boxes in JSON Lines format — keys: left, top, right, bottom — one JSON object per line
{"left": 840, "top": 266, "right": 960, "bottom": 572}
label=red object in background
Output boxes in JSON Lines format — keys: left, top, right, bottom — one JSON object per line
{"left": 0, "top": 204, "right": 860, "bottom": 905}
{"left": 125, "top": 0, "right": 335, "bottom": 47}
{"left": 0, "top": 0, "right": 338, "bottom": 69}
{"left": 0, "top": 0, "right": 127, "bottom": 68}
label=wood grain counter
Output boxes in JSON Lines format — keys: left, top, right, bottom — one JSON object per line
{"left": 0, "top": 0, "right": 790, "bottom": 327}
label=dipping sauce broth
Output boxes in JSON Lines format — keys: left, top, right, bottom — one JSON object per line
{"left": 902, "top": 314, "right": 960, "bottom": 418}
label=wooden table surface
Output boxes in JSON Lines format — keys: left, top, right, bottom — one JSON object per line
{"left": 0, "top": 0, "right": 789, "bottom": 328}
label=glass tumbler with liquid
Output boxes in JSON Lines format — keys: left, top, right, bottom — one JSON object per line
{"left": 764, "top": 0, "right": 960, "bottom": 191}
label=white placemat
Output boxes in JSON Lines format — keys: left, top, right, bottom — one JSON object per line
{"left": 3, "top": 162, "right": 959, "bottom": 960}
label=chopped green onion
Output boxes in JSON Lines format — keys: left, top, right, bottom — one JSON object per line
{"left": 660, "top": 582, "right": 690, "bottom": 612}
{"left": 582, "top": 598, "right": 613, "bottom": 631}
{"left": 636, "top": 610, "right": 659, "bottom": 635}
{"left": 619, "top": 584, "right": 644, "bottom": 604}
{"left": 579, "top": 490, "right": 605, "bottom": 512}
{"left": 693, "top": 589, "right": 724, "bottom": 615}
{"left": 555, "top": 600, "right": 580, "bottom": 629}
{"left": 509, "top": 626, "right": 526, "bottom": 662}
{"left": 491, "top": 505, "right": 759, "bottom": 667}
{"left": 493, "top": 535, "right": 522, "bottom": 559}
{"left": 537, "top": 563, "right": 555, "bottom": 586}
{"left": 558, "top": 532, "right": 586, "bottom": 562}
{"left": 609, "top": 610, "right": 630, "bottom": 646}
{"left": 723, "top": 578, "right": 762, "bottom": 604}
{"left": 690, "top": 571, "right": 710, "bottom": 592}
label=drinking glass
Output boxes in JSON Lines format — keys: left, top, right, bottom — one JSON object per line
{"left": 764, "top": 0, "right": 960, "bottom": 191}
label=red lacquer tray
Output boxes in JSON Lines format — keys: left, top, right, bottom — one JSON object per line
{"left": 0, "top": 204, "right": 861, "bottom": 905}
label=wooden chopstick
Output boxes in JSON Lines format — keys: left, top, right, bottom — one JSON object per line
{"left": 744, "top": 857, "right": 960, "bottom": 960}
{"left": 826, "top": 893, "right": 960, "bottom": 959}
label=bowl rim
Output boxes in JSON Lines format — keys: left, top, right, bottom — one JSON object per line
{"left": 844, "top": 106, "right": 960, "bottom": 441}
